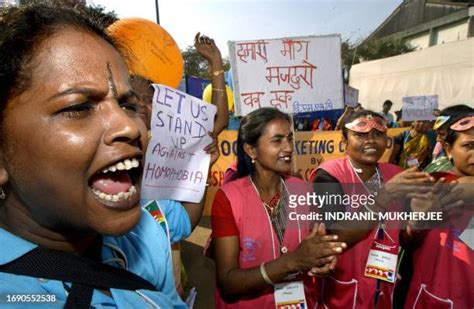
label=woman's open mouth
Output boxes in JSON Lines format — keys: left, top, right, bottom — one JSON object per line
{"left": 88, "top": 157, "right": 142, "bottom": 209}
{"left": 362, "top": 147, "right": 378, "bottom": 154}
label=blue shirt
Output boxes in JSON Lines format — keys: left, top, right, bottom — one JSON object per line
{"left": 141, "top": 199, "right": 191, "bottom": 244}
{"left": 378, "top": 112, "right": 395, "bottom": 127}
{"left": 0, "top": 210, "right": 187, "bottom": 308}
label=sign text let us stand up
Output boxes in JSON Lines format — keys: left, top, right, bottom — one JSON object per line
{"left": 141, "top": 84, "right": 217, "bottom": 203}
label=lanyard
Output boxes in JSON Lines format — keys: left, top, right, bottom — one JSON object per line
{"left": 250, "top": 176, "right": 302, "bottom": 259}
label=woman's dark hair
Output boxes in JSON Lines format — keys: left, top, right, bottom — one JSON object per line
{"left": 237, "top": 107, "right": 291, "bottom": 177}
{"left": 445, "top": 110, "right": 474, "bottom": 147}
{"left": 341, "top": 109, "right": 386, "bottom": 139}
{"left": 0, "top": 2, "right": 118, "bottom": 118}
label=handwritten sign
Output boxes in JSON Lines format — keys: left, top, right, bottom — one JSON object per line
{"left": 141, "top": 84, "right": 216, "bottom": 203}
{"left": 402, "top": 95, "right": 438, "bottom": 121}
{"left": 229, "top": 35, "right": 343, "bottom": 116}
{"left": 344, "top": 85, "right": 359, "bottom": 107}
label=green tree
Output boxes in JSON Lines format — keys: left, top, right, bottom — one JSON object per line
{"left": 341, "top": 37, "right": 414, "bottom": 83}
{"left": 182, "top": 46, "right": 230, "bottom": 79}
{"left": 355, "top": 37, "right": 415, "bottom": 63}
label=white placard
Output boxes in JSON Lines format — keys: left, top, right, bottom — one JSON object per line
{"left": 141, "top": 84, "right": 216, "bottom": 203}
{"left": 402, "top": 95, "right": 439, "bottom": 121}
{"left": 229, "top": 35, "right": 344, "bottom": 116}
{"left": 344, "top": 85, "right": 359, "bottom": 107}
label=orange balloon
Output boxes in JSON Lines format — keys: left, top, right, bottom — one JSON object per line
{"left": 108, "top": 18, "right": 183, "bottom": 88}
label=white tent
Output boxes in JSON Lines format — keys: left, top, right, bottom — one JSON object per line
{"left": 350, "top": 37, "right": 474, "bottom": 112}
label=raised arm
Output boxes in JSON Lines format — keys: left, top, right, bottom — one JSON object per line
{"left": 195, "top": 32, "right": 229, "bottom": 135}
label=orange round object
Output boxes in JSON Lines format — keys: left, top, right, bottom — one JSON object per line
{"left": 108, "top": 18, "right": 183, "bottom": 88}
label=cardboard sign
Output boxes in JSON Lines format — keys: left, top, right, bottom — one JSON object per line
{"left": 229, "top": 35, "right": 344, "bottom": 116}
{"left": 344, "top": 85, "right": 359, "bottom": 107}
{"left": 141, "top": 84, "right": 216, "bottom": 203}
{"left": 402, "top": 95, "right": 438, "bottom": 121}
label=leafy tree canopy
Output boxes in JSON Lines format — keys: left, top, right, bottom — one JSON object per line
{"left": 342, "top": 37, "right": 415, "bottom": 71}
{"left": 182, "top": 46, "right": 230, "bottom": 79}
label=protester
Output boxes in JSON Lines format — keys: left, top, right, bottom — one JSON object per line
{"left": 335, "top": 105, "right": 355, "bottom": 130}
{"left": 311, "top": 117, "right": 333, "bottom": 131}
{"left": 394, "top": 109, "right": 410, "bottom": 128}
{"left": 211, "top": 107, "right": 346, "bottom": 308}
{"left": 194, "top": 32, "right": 229, "bottom": 135}
{"left": 129, "top": 74, "right": 218, "bottom": 229}
{"left": 393, "top": 105, "right": 472, "bottom": 304}
{"left": 311, "top": 110, "right": 434, "bottom": 308}
{"left": 390, "top": 120, "right": 431, "bottom": 169}
{"left": 123, "top": 33, "right": 223, "bottom": 296}
{"left": 124, "top": 32, "right": 224, "bottom": 236}
{"left": 379, "top": 99, "right": 395, "bottom": 127}
{"left": 0, "top": 3, "right": 185, "bottom": 307}
{"left": 403, "top": 113, "right": 474, "bottom": 308}
{"left": 424, "top": 104, "right": 473, "bottom": 172}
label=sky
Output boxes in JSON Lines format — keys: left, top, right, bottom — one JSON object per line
{"left": 88, "top": 0, "right": 403, "bottom": 57}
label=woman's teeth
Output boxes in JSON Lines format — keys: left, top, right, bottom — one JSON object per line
{"left": 363, "top": 148, "right": 377, "bottom": 154}
{"left": 101, "top": 158, "right": 140, "bottom": 173}
{"left": 92, "top": 185, "right": 137, "bottom": 202}
{"left": 282, "top": 156, "right": 292, "bottom": 162}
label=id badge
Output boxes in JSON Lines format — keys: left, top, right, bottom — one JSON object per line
{"left": 407, "top": 157, "right": 419, "bottom": 167}
{"left": 364, "top": 239, "right": 398, "bottom": 283}
{"left": 274, "top": 281, "right": 307, "bottom": 309}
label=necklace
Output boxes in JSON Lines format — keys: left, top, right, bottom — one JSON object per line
{"left": 250, "top": 176, "right": 289, "bottom": 254}
{"left": 348, "top": 158, "right": 382, "bottom": 193}
{"left": 263, "top": 187, "right": 282, "bottom": 217}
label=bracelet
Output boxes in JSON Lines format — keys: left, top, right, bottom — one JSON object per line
{"left": 212, "top": 88, "right": 225, "bottom": 92}
{"left": 211, "top": 69, "right": 225, "bottom": 77}
{"left": 259, "top": 263, "right": 274, "bottom": 286}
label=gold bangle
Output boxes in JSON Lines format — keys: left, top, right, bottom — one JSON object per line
{"left": 212, "top": 88, "right": 225, "bottom": 92}
{"left": 211, "top": 69, "right": 225, "bottom": 77}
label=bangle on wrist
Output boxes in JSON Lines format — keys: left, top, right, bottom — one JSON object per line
{"left": 211, "top": 69, "right": 225, "bottom": 77}
{"left": 260, "top": 263, "right": 274, "bottom": 286}
{"left": 212, "top": 88, "right": 225, "bottom": 92}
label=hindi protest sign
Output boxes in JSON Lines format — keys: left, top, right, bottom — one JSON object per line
{"left": 229, "top": 35, "right": 344, "bottom": 116}
{"left": 344, "top": 85, "right": 359, "bottom": 107}
{"left": 402, "top": 95, "right": 438, "bottom": 121}
{"left": 141, "top": 84, "right": 216, "bottom": 203}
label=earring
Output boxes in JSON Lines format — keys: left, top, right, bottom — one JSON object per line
{"left": 0, "top": 186, "right": 5, "bottom": 200}
{"left": 251, "top": 158, "right": 255, "bottom": 164}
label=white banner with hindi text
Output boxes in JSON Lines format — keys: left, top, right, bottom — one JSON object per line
{"left": 229, "top": 34, "right": 343, "bottom": 116}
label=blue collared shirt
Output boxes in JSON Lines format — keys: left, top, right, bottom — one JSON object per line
{"left": 0, "top": 209, "right": 187, "bottom": 308}
{"left": 141, "top": 199, "right": 191, "bottom": 244}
